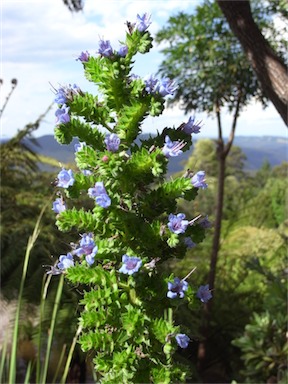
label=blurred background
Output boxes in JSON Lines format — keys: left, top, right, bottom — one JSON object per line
{"left": 1, "top": 0, "right": 287, "bottom": 383}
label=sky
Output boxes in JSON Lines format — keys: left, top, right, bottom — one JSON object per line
{"left": 1, "top": 0, "right": 287, "bottom": 140}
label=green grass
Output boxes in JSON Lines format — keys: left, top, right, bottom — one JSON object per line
{"left": 0, "top": 200, "right": 83, "bottom": 384}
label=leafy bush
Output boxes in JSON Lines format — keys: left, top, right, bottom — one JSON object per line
{"left": 232, "top": 262, "right": 287, "bottom": 383}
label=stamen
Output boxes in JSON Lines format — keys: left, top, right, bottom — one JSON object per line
{"left": 182, "top": 267, "right": 197, "bottom": 281}
{"left": 189, "top": 214, "right": 202, "bottom": 225}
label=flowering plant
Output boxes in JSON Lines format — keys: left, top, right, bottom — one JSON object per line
{"left": 50, "top": 13, "right": 211, "bottom": 383}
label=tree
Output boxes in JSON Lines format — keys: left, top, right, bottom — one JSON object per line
{"left": 183, "top": 139, "right": 246, "bottom": 180}
{"left": 172, "top": 161, "right": 287, "bottom": 381}
{"left": 179, "top": 139, "right": 247, "bottom": 222}
{"left": 155, "top": 0, "right": 283, "bottom": 376}
{"left": 156, "top": 0, "right": 269, "bottom": 295}
{"left": 217, "top": 0, "right": 288, "bottom": 125}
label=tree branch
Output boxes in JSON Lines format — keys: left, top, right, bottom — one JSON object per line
{"left": 224, "top": 91, "right": 242, "bottom": 157}
{"left": 217, "top": 0, "right": 288, "bottom": 125}
{"left": 0, "top": 79, "right": 18, "bottom": 119}
{"left": 215, "top": 99, "right": 223, "bottom": 143}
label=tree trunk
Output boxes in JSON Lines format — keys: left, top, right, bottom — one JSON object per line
{"left": 217, "top": 0, "right": 288, "bottom": 125}
{"left": 209, "top": 148, "right": 225, "bottom": 291}
{"left": 197, "top": 97, "right": 240, "bottom": 380}
{"left": 197, "top": 146, "right": 228, "bottom": 381}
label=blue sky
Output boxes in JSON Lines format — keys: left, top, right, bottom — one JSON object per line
{"left": 1, "top": 0, "right": 287, "bottom": 140}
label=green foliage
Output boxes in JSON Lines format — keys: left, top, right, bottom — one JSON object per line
{"left": 0, "top": 209, "right": 80, "bottom": 384}
{"left": 238, "top": 176, "right": 288, "bottom": 229}
{"left": 232, "top": 264, "right": 287, "bottom": 383}
{"left": 0, "top": 109, "right": 75, "bottom": 303}
{"left": 182, "top": 139, "right": 246, "bottom": 179}
{"left": 169, "top": 151, "right": 287, "bottom": 381}
{"left": 155, "top": 0, "right": 269, "bottom": 114}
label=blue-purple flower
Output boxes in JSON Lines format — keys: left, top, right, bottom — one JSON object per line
{"left": 154, "top": 77, "right": 177, "bottom": 96}
{"left": 144, "top": 74, "right": 158, "bottom": 94}
{"left": 98, "top": 39, "right": 113, "bottom": 57}
{"left": 130, "top": 74, "right": 140, "bottom": 81}
{"left": 104, "top": 133, "right": 120, "bottom": 152}
{"left": 74, "top": 141, "right": 86, "bottom": 153}
{"left": 119, "top": 254, "right": 142, "bottom": 275}
{"left": 143, "top": 75, "right": 177, "bottom": 97}
{"left": 162, "top": 136, "right": 185, "bottom": 158}
{"left": 175, "top": 334, "right": 190, "bottom": 349}
{"left": 57, "top": 253, "right": 74, "bottom": 270}
{"left": 199, "top": 215, "right": 212, "bottom": 229}
{"left": 52, "top": 197, "right": 66, "bottom": 214}
{"left": 191, "top": 171, "right": 208, "bottom": 189}
{"left": 182, "top": 116, "right": 202, "bottom": 135}
{"left": 184, "top": 237, "right": 196, "bottom": 249}
{"left": 167, "top": 277, "right": 188, "bottom": 299}
{"left": 168, "top": 213, "right": 189, "bottom": 234}
{"left": 88, "top": 181, "right": 111, "bottom": 208}
{"left": 54, "top": 88, "right": 67, "bottom": 104}
{"left": 136, "top": 13, "right": 151, "bottom": 32}
{"left": 56, "top": 169, "right": 75, "bottom": 188}
{"left": 54, "top": 84, "right": 82, "bottom": 105}
{"left": 196, "top": 284, "right": 212, "bottom": 303}
{"left": 74, "top": 233, "right": 98, "bottom": 266}
{"left": 77, "top": 51, "right": 90, "bottom": 62}
{"left": 82, "top": 169, "right": 92, "bottom": 176}
{"left": 55, "top": 105, "right": 70, "bottom": 124}
{"left": 118, "top": 45, "right": 128, "bottom": 57}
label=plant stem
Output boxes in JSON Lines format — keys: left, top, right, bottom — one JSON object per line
{"left": 8, "top": 204, "right": 46, "bottom": 384}
{"left": 60, "top": 323, "right": 83, "bottom": 384}
{"left": 36, "top": 273, "right": 52, "bottom": 383}
{"left": 40, "top": 274, "right": 64, "bottom": 384}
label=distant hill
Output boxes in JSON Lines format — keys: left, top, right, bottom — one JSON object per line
{"left": 21, "top": 134, "right": 287, "bottom": 174}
